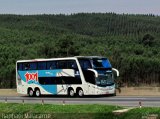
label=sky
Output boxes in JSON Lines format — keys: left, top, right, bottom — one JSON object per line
{"left": 0, "top": 0, "right": 160, "bottom": 15}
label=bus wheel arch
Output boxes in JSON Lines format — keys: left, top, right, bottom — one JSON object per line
{"left": 76, "top": 87, "right": 84, "bottom": 97}
{"left": 28, "top": 87, "right": 34, "bottom": 97}
{"left": 68, "top": 87, "right": 75, "bottom": 97}
{"left": 34, "top": 87, "right": 41, "bottom": 97}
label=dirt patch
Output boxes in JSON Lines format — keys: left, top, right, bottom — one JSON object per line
{"left": 0, "top": 89, "right": 22, "bottom": 96}
{"left": 117, "top": 87, "right": 160, "bottom": 96}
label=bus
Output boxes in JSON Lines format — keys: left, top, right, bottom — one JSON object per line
{"left": 16, "top": 56, "right": 119, "bottom": 97}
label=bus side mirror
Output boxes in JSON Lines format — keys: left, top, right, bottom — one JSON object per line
{"left": 112, "top": 68, "right": 119, "bottom": 79}
{"left": 87, "top": 69, "right": 98, "bottom": 78}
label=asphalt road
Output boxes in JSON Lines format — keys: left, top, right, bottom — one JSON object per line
{"left": 0, "top": 96, "right": 160, "bottom": 107}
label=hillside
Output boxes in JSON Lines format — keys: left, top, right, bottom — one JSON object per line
{"left": 0, "top": 13, "right": 160, "bottom": 88}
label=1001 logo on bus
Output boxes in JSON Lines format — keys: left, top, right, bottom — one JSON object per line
{"left": 25, "top": 72, "right": 38, "bottom": 82}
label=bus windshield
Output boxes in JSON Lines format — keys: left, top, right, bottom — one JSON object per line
{"left": 92, "top": 58, "right": 111, "bottom": 69}
{"left": 96, "top": 72, "right": 114, "bottom": 87}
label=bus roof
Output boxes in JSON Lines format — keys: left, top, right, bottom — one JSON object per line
{"left": 75, "top": 56, "right": 105, "bottom": 59}
{"left": 16, "top": 56, "right": 106, "bottom": 63}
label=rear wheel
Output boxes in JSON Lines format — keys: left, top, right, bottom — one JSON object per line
{"left": 68, "top": 89, "right": 75, "bottom": 97}
{"left": 28, "top": 89, "right": 34, "bottom": 97}
{"left": 35, "top": 89, "right": 41, "bottom": 97}
{"left": 77, "top": 89, "right": 84, "bottom": 97}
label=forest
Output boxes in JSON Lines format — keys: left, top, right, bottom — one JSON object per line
{"left": 0, "top": 13, "right": 160, "bottom": 88}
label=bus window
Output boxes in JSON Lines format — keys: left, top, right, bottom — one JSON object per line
{"left": 30, "top": 63, "right": 37, "bottom": 70}
{"left": 38, "top": 62, "right": 46, "bottom": 70}
{"left": 83, "top": 70, "right": 95, "bottom": 84}
{"left": 57, "top": 61, "right": 67, "bottom": 69}
{"left": 39, "top": 77, "right": 56, "bottom": 85}
{"left": 23, "top": 63, "right": 30, "bottom": 70}
{"left": 39, "top": 77, "right": 82, "bottom": 85}
{"left": 92, "top": 58, "right": 111, "bottom": 69}
{"left": 23, "top": 62, "right": 37, "bottom": 70}
{"left": 78, "top": 59, "right": 92, "bottom": 69}
{"left": 17, "top": 63, "right": 23, "bottom": 70}
{"left": 67, "top": 60, "right": 78, "bottom": 69}
{"left": 47, "top": 61, "right": 57, "bottom": 69}
{"left": 56, "top": 60, "right": 78, "bottom": 70}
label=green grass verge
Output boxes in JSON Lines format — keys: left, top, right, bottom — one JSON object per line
{"left": 119, "top": 107, "right": 160, "bottom": 119}
{"left": 0, "top": 103, "right": 122, "bottom": 119}
{"left": 0, "top": 103, "right": 160, "bottom": 119}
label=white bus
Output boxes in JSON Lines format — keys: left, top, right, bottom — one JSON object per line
{"left": 16, "top": 56, "right": 119, "bottom": 97}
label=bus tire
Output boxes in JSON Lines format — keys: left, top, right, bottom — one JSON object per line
{"left": 77, "top": 88, "right": 84, "bottom": 97}
{"left": 35, "top": 88, "right": 41, "bottom": 97}
{"left": 68, "top": 88, "right": 75, "bottom": 97}
{"left": 28, "top": 88, "right": 34, "bottom": 97}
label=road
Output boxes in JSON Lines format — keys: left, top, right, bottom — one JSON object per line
{"left": 0, "top": 96, "right": 160, "bottom": 107}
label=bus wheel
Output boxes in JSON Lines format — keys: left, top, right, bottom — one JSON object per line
{"left": 77, "top": 89, "right": 84, "bottom": 97}
{"left": 28, "top": 88, "right": 34, "bottom": 97}
{"left": 35, "top": 89, "right": 41, "bottom": 97}
{"left": 68, "top": 88, "right": 74, "bottom": 97}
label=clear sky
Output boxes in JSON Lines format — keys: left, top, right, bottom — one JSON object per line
{"left": 0, "top": 0, "right": 159, "bottom": 15}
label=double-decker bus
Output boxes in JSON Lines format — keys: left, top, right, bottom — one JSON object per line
{"left": 16, "top": 56, "right": 119, "bottom": 97}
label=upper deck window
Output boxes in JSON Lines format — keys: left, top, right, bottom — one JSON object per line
{"left": 47, "top": 61, "right": 57, "bottom": 69}
{"left": 57, "top": 60, "right": 77, "bottom": 69}
{"left": 78, "top": 59, "right": 92, "bottom": 69}
{"left": 29, "top": 63, "right": 37, "bottom": 70}
{"left": 22, "top": 62, "right": 37, "bottom": 70}
{"left": 17, "top": 63, "right": 23, "bottom": 70}
{"left": 38, "top": 62, "right": 46, "bottom": 70}
{"left": 92, "top": 58, "right": 111, "bottom": 68}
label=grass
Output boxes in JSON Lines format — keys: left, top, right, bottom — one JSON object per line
{"left": 0, "top": 103, "right": 121, "bottom": 113}
{"left": 0, "top": 103, "right": 160, "bottom": 119}
{"left": 0, "top": 103, "right": 122, "bottom": 119}
{"left": 119, "top": 107, "right": 160, "bottom": 119}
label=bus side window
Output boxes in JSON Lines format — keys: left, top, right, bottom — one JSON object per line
{"left": 68, "top": 61, "right": 78, "bottom": 69}
{"left": 17, "top": 63, "right": 23, "bottom": 70}
{"left": 30, "top": 63, "right": 37, "bottom": 70}
{"left": 84, "top": 61, "right": 91, "bottom": 69}
{"left": 57, "top": 61, "right": 67, "bottom": 69}
{"left": 47, "top": 61, "right": 57, "bottom": 70}
{"left": 83, "top": 70, "right": 95, "bottom": 84}
{"left": 79, "top": 60, "right": 91, "bottom": 69}
{"left": 23, "top": 63, "right": 30, "bottom": 70}
{"left": 38, "top": 62, "right": 46, "bottom": 70}
{"left": 23, "top": 62, "right": 37, "bottom": 70}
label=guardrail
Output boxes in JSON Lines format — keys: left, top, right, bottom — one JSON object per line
{"left": 0, "top": 97, "right": 67, "bottom": 105}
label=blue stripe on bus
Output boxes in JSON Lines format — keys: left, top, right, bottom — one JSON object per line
{"left": 38, "top": 70, "right": 62, "bottom": 77}
{"left": 18, "top": 69, "right": 62, "bottom": 94}
{"left": 41, "top": 85, "right": 57, "bottom": 94}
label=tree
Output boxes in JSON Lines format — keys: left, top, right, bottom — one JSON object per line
{"left": 141, "top": 34, "right": 155, "bottom": 46}
{"left": 55, "top": 35, "right": 79, "bottom": 57}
